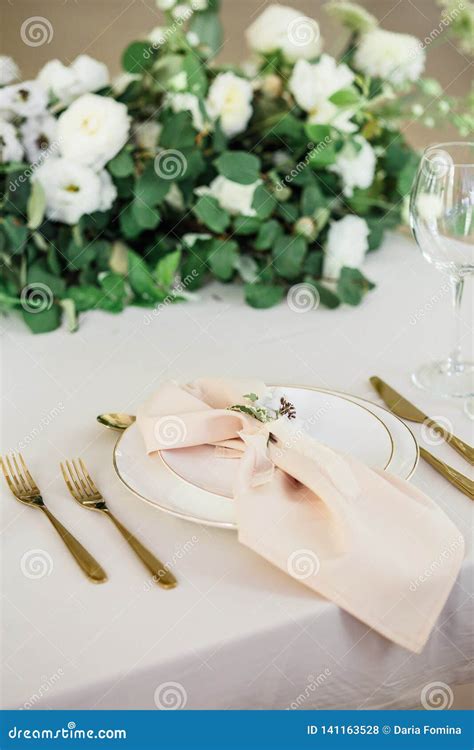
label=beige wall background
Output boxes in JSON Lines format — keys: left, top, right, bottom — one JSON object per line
{"left": 2, "top": 0, "right": 472, "bottom": 146}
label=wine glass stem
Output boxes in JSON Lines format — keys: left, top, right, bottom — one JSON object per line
{"left": 448, "top": 274, "right": 464, "bottom": 372}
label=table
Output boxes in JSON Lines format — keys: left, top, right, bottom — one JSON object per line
{"left": 1, "top": 233, "right": 473, "bottom": 710}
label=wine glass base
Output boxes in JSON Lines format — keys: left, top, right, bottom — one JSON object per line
{"left": 412, "top": 360, "right": 474, "bottom": 398}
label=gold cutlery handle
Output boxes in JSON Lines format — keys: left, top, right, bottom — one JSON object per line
{"left": 420, "top": 447, "right": 474, "bottom": 501}
{"left": 107, "top": 511, "right": 177, "bottom": 589}
{"left": 425, "top": 419, "right": 474, "bottom": 466}
{"left": 41, "top": 506, "right": 108, "bottom": 582}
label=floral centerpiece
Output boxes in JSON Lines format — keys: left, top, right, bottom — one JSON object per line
{"left": 0, "top": 0, "right": 472, "bottom": 332}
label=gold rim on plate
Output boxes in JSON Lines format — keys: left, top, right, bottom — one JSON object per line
{"left": 112, "top": 386, "right": 418, "bottom": 528}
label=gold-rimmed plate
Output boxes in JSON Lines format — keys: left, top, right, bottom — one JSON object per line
{"left": 113, "top": 386, "right": 417, "bottom": 529}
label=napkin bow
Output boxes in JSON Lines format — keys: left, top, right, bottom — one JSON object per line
{"left": 137, "top": 378, "right": 464, "bottom": 653}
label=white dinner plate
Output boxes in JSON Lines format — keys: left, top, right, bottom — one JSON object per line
{"left": 113, "top": 386, "right": 419, "bottom": 529}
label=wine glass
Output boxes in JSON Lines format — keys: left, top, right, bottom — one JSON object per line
{"left": 409, "top": 142, "right": 474, "bottom": 398}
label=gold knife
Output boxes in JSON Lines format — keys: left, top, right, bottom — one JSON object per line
{"left": 370, "top": 376, "right": 474, "bottom": 466}
{"left": 419, "top": 448, "right": 473, "bottom": 501}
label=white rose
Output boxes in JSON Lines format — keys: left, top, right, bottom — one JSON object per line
{"left": 246, "top": 4, "right": 322, "bottom": 62}
{"left": 330, "top": 136, "right": 376, "bottom": 196}
{"left": 168, "top": 92, "right": 206, "bottom": 131}
{"left": 112, "top": 72, "right": 139, "bottom": 95}
{"left": 0, "top": 81, "right": 48, "bottom": 117}
{"left": 172, "top": 4, "right": 191, "bottom": 21}
{"left": 157, "top": 0, "right": 176, "bottom": 8}
{"left": 57, "top": 94, "right": 130, "bottom": 169}
{"left": 134, "top": 121, "right": 162, "bottom": 149}
{"left": 354, "top": 29, "right": 425, "bottom": 86}
{"left": 0, "top": 119, "right": 23, "bottom": 162}
{"left": 149, "top": 26, "right": 167, "bottom": 47}
{"left": 323, "top": 215, "right": 369, "bottom": 279}
{"left": 37, "top": 60, "right": 79, "bottom": 103}
{"left": 289, "top": 55, "right": 356, "bottom": 132}
{"left": 324, "top": 1, "right": 377, "bottom": 32}
{"left": 70, "top": 55, "right": 110, "bottom": 95}
{"left": 206, "top": 72, "right": 253, "bottom": 137}
{"left": 38, "top": 56, "right": 109, "bottom": 104}
{"left": 32, "top": 157, "right": 117, "bottom": 225}
{"left": 0, "top": 56, "right": 20, "bottom": 86}
{"left": 196, "top": 176, "right": 261, "bottom": 216}
{"left": 20, "top": 114, "right": 58, "bottom": 163}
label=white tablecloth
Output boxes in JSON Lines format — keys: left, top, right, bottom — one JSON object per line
{"left": 1, "top": 233, "right": 473, "bottom": 710}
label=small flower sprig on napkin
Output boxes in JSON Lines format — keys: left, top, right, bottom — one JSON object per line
{"left": 228, "top": 393, "right": 296, "bottom": 423}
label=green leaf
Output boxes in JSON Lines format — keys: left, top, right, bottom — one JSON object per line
{"left": 27, "top": 263, "right": 65, "bottom": 297}
{"left": 2, "top": 216, "right": 28, "bottom": 254}
{"left": 22, "top": 305, "right": 61, "bottom": 334}
{"left": 329, "top": 88, "right": 360, "bottom": 106}
{"left": 131, "top": 200, "right": 161, "bottom": 230}
{"left": 307, "top": 280, "right": 340, "bottom": 309}
{"left": 254, "top": 220, "right": 282, "bottom": 250}
{"left": 245, "top": 283, "right": 284, "bottom": 309}
{"left": 155, "top": 249, "right": 181, "bottom": 289}
{"left": 119, "top": 205, "right": 143, "bottom": 239}
{"left": 337, "top": 267, "right": 375, "bottom": 306}
{"left": 193, "top": 195, "right": 230, "bottom": 233}
{"left": 208, "top": 239, "right": 238, "bottom": 281}
{"left": 128, "top": 250, "right": 166, "bottom": 302}
{"left": 183, "top": 53, "right": 208, "bottom": 97}
{"left": 98, "top": 272, "right": 127, "bottom": 312}
{"left": 189, "top": 10, "right": 223, "bottom": 57}
{"left": 252, "top": 184, "right": 275, "bottom": 219}
{"left": 233, "top": 216, "right": 261, "bottom": 235}
{"left": 122, "top": 41, "right": 153, "bottom": 74}
{"left": 214, "top": 151, "right": 261, "bottom": 185}
{"left": 27, "top": 181, "right": 46, "bottom": 230}
{"left": 160, "top": 111, "right": 197, "bottom": 148}
{"left": 272, "top": 235, "right": 307, "bottom": 280}
{"left": 135, "top": 163, "right": 170, "bottom": 205}
{"left": 108, "top": 149, "right": 135, "bottom": 178}
{"left": 301, "top": 185, "right": 327, "bottom": 216}
{"left": 68, "top": 285, "right": 103, "bottom": 312}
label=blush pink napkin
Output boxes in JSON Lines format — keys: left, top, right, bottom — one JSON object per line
{"left": 137, "top": 378, "right": 464, "bottom": 653}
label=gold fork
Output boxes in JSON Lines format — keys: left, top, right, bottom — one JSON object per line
{"left": 1, "top": 453, "right": 107, "bottom": 583}
{"left": 60, "top": 459, "right": 177, "bottom": 589}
